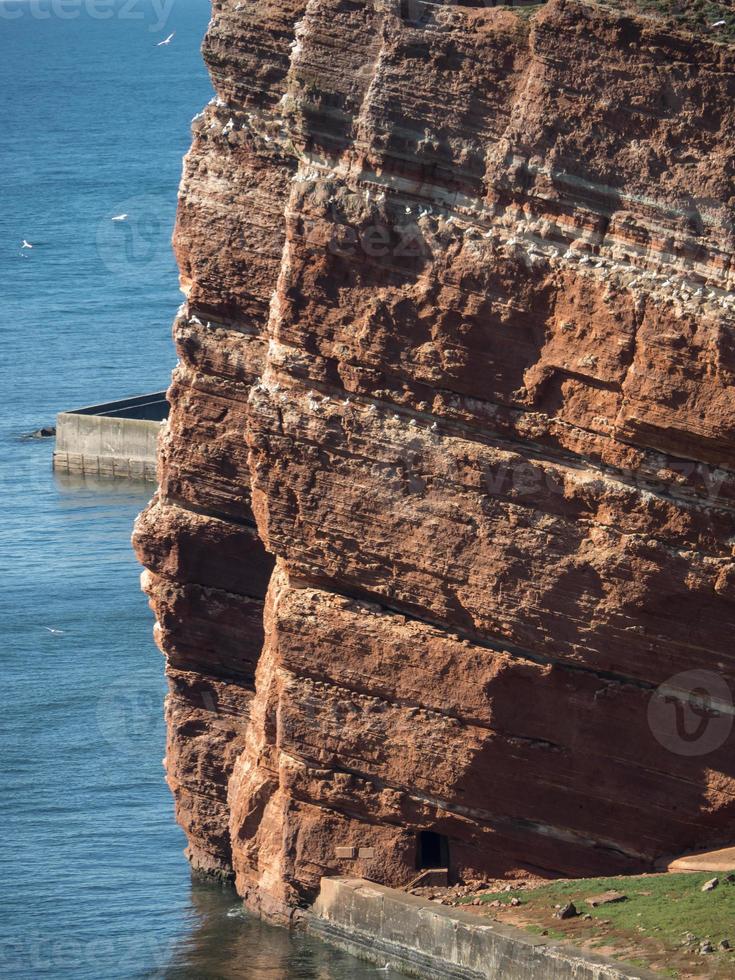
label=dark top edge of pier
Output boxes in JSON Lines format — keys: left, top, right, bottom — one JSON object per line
{"left": 58, "top": 391, "right": 170, "bottom": 422}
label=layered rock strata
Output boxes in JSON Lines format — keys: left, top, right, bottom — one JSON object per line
{"left": 134, "top": 0, "right": 735, "bottom": 918}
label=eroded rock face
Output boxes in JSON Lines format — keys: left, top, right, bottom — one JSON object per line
{"left": 134, "top": 0, "right": 735, "bottom": 916}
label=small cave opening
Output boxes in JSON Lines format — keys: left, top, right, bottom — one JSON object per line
{"left": 416, "top": 830, "right": 450, "bottom": 870}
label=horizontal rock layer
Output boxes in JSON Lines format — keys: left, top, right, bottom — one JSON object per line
{"left": 134, "top": 0, "right": 735, "bottom": 914}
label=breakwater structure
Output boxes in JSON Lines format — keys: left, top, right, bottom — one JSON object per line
{"left": 53, "top": 392, "right": 168, "bottom": 482}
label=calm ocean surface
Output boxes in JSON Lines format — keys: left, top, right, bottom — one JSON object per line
{"left": 0, "top": 3, "right": 387, "bottom": 977}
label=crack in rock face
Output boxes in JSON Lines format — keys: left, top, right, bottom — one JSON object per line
{"left": 133, "top": 0, "right": 735, "bottom": 918}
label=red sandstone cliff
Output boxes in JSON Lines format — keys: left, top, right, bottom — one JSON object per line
{"left": 134, "top": 0, "right": 735, "bottom": 918}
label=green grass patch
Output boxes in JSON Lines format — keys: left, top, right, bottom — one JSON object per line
{"left": 458, "top": 871, "right": 735, "bottom": 971}
{"left": 436, "top": 0, "right": 735, "bottom": 41}
{"left": 597, "top": 0, "right": 735, "bottom": 43}
{"left": 510, "top": 3, "right": 548, "bottom": 21}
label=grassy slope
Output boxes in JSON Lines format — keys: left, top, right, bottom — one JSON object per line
{"left": 605, "top": 0, "right": 735, "bottom": 42}
{"left": 458, "top": 872, "right": 735, "bottom": 977}
{"left": 505, "top": 0, "right": 735, "bottom": 42}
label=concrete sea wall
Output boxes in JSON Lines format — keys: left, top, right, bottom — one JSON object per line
{"left": 307, "top": 878, "right": 656, "bottom": 980}
{"left": 54, "top": 392, "right": 167, "bottom": 482}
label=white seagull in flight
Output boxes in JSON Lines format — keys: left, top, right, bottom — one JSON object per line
{"left": 44, "top": 627, "right": 65, "bottom": 635}
{"left": 111, "top": 214, "right": 128, "bottom": 222}
{"left": 21, "top": 239, "right": 33, "bottom": 249}
{"left": 157, "top": 32, "right": 175, "bottom": 46}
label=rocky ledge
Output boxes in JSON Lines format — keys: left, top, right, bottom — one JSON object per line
{"left": 134, "top": 0, "right": 735, "bottom": 921}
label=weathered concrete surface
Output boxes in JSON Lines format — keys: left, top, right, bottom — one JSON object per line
{"left": 308, "top": 878, "right": 657, "bottom": 980}
{"left": 54, "top": 392, "right": 167, "bottom": 481}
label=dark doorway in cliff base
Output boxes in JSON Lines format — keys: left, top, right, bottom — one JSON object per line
{"left": 416, "top": 830, "right": 449, "bottom": 870}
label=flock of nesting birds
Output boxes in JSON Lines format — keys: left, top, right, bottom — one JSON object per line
{"left": 199, "top": 96, "right": 735, "bottom": 324}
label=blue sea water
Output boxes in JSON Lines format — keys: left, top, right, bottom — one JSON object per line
{"left": 0, "top": 3, "right": 387, "bottom": 977}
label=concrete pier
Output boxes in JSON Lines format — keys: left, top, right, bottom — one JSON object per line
{"left": 53, "top": 392, "right": 168, "bottom": 482}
